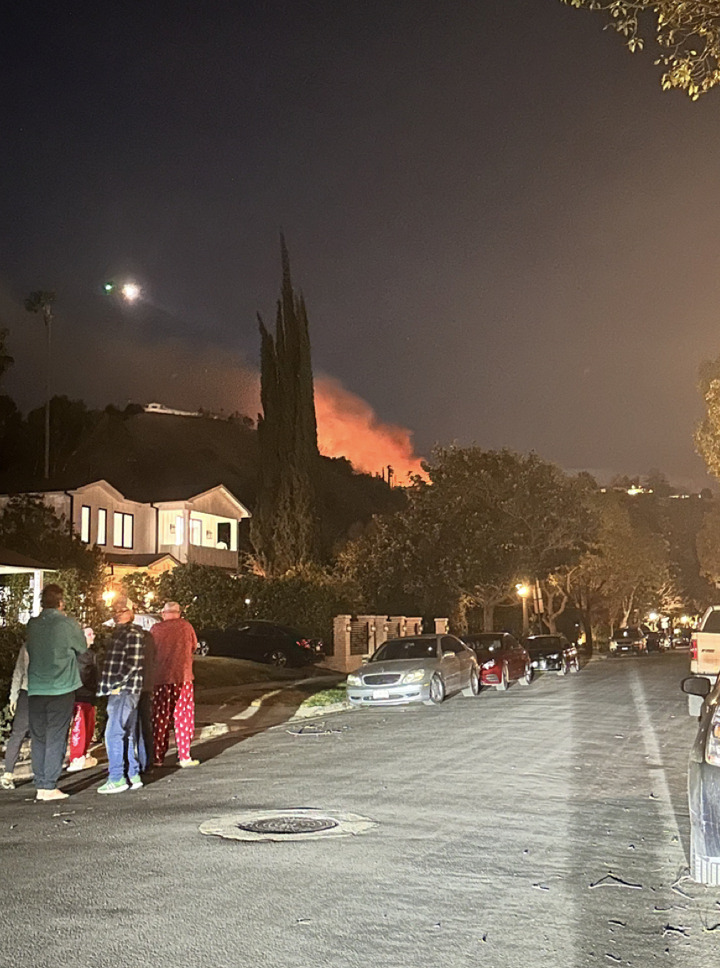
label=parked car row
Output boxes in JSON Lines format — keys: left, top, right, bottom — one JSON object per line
{"left": 345, "top": 631, "right": 581, "bottom": 708}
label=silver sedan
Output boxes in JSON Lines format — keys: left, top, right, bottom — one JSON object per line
{"left": 346, "top": 634, "right": 480, "bottom": 707}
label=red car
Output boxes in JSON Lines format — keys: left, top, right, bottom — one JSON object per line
{"left": 461, "top": 632, "right": 533, "bottom": 690}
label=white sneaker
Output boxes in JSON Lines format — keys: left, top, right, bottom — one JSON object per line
{"left": 0, "top": 773, "right": 15, "bottom": 791}
{"left": 66, "top": 757, "right": 86, "bottom": 772}
{"left": 179, "top": 758, "right": 200, "bottom": 768}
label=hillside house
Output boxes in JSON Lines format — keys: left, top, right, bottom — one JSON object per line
{"left": 0, "top": 480, "right": 251, "bottom": 576}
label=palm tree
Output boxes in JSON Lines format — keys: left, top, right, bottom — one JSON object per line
{"left": 25, "top": 290, "right": 56, "bottom": 480}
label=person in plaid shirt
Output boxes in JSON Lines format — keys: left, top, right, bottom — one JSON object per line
{"left": 96, "top": 603, "right": 145, "bottom": 794}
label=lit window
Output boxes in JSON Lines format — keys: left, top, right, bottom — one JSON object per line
{"left": 80, "top": 506, "right": 91, "bottom": 544}
{"left": 113, "top": 512, "right": 134, "bottom": 549}
{"left": 189, "top": 518, "right": 201, "bottom": 546}
{"left": 97, "top": 508, "right": 107, "bottom": 546}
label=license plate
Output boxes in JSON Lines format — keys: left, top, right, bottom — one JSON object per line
{"left": 373, "top": 689, "right": 391, "bottom": 699}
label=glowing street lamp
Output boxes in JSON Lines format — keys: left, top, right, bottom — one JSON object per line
{"left": 648, "top": 611, "right": 659, "bottom": 623}
{"left": 516, "top": 583, "right": 530, "bottom": 634}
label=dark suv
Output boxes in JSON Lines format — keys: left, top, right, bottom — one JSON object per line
{"left": 609, "top": 627, "right": 647, "bottom": 656}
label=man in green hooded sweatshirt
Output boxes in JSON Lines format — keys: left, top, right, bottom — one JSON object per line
{"left": 25, "top": 584, "right": 86, "bottom": 802}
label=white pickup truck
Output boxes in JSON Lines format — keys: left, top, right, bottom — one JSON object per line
{"left": 689, "top": 606, "right": 720, "bottom": 715}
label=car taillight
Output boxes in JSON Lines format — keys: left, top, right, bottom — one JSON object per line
{"left": 706, "top": 709, "right": 720, "bottom": 766}
{"left": 691, "top": 636, "right": 698, "bottom": 661}
{"left": 297, "top": 638, "right": 311, "bottom": 649}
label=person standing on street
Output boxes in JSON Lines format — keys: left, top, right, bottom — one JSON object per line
{"left": 25, "top": 584, "right": 86, "bottom": 802}
{"left": 67, "top": 627, "right": 99, "bottom": 772}
{"left": 151, "top": 601, "right": 199, "bottom": 768}
{"left": 1, "top": 644, "right": 30, "bottom": 790}
{"left": 96, "top": 604, "right": 145, "bottom": 794}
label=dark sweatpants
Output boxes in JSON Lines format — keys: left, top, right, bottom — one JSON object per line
{"left": 3, "top": 689, "right": 30, "bottom": 774}
{"left": 28, "top": 692, "right": 75, "bottom": 790}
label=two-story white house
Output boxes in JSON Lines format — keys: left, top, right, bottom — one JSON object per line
{"left": 0, "top": 480, "right": 251, "bottom": 583}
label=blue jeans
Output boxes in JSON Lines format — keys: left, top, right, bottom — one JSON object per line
{"left": 105, "top": 692, "right": 140, "bottom": 782}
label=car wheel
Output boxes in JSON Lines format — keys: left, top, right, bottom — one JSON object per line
{"left": 519, "top": 662, "right": 533, "bottom": 685}
{"left": 267, "top": 650, "right": 288, "bottom": 668}
{"left": 423, "top": 674, "right": 446, "bottom": 705}
{"left": 496, "top": 662, "right": 509, "bottom": 691}
{"left": 196, "top": 640, "right": 209, "bottom": 657}
{"left": 462, "top": 668, "right": 480, "bottom": 697}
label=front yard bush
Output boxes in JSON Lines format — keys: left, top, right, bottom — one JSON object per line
{"left": 154, "top": 563, "right": 359, "bottom": 649}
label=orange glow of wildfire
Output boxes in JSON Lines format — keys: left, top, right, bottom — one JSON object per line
{"left": 314, "top": 376, "right": 426, "bottom": 483}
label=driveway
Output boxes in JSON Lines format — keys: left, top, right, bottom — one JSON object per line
{"left": 1, "top": 652, "right": 715, "bottom": 967}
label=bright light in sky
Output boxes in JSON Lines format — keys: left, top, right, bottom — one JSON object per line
{"left": 121, "top": 282, "right": 140, "bottom": 302}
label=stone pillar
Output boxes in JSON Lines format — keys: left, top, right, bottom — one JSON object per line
{"left": 406, "top": 616, "right": 422, "bottom": 636}
{"left": 434, "top": 617, "right": 449, "bottom": 634}
{"left": 388, "top": 616, "right": 406, "bottom": 638}
{"left": 325, "top": 614, "right": 361, "bottom": 673}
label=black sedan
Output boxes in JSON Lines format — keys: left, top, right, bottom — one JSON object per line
{"left": 523, "top": 634, "right": 579, "bottom": 675}
{"left": 198, "top": 620, "right": 324, "bottom": 667}
{"left": 681, "top": 675, "right": 720, "bottom": 885}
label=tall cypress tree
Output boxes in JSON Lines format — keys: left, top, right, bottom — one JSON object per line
{"left": 251, "top": 236, "right": 320, "bottom": 574}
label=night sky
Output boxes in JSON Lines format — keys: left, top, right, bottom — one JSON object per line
{"left": 2, "top": 0, "right": 720, "bottom": 488}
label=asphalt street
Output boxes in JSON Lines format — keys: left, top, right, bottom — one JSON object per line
{"left": 1, "top": 652, "right": 717, "bottom": 968}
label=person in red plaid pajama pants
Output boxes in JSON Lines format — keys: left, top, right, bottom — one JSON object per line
{"left": 150, "top": 602, "right": 199, "bottom": 768}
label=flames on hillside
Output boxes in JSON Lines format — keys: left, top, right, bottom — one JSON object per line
{"left": 314, "top": 376, "right": 426, "bottom": 483}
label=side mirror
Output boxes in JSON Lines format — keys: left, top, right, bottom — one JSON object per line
{"left": 682, "top": 676, "right": 711, "bottom": 698}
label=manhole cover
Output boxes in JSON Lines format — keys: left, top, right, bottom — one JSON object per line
{"left": 237, "top": 816, "right": 339, "bottom": 835}
{"left": 200, "top": 808, "right": 377, "bottom": 842}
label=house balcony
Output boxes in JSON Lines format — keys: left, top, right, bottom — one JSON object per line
{"left": 187, "top": 544, "right": 239, "bottom": 569}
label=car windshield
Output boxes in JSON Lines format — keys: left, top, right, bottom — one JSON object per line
{"left": 372, "top": 639, "right": 438, "bottom": 661}
{"left": 526, "top": 636, "right": 562, "bottom": 651}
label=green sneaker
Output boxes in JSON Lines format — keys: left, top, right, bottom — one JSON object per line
{"left": 97, "top": 779, "right": 129, "bottom": 795}
{"left": 129, "top": 775, "right": 143, "bottom": 790}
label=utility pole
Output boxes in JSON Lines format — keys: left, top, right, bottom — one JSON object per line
{"left": 25, "top": 290, "right": 56, "bottom": 480}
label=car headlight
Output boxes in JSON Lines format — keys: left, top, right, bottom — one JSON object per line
{"left": 401, "top": 669, "right": 426, "bottom": 684}
{"left": 346, "top": 674, "right": 361, "bottom": 686}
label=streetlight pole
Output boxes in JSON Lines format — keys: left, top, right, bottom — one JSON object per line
{"left": 25, "top": 290, "right": 56, "bottom": 481}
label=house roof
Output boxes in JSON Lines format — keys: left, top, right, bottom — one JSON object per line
{"left": 0, "top": 546, "right": 50, "bottom": 571}
{"left": 104, "top": 552, "right": 180, "bottom": 568}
